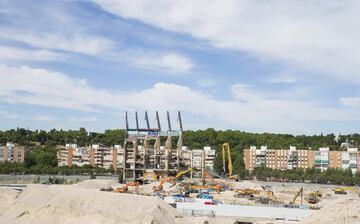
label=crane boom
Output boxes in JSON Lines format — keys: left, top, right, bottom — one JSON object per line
{"left": 222, "top": 143, "right": 233, "bottom": 176}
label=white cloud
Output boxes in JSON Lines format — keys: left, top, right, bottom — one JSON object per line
{"left": 32, "top": 115, "right": 56, "bottom": 121}
{"left": 231, "top": 84, "right": 264, "bottom": 103}
{"left": 266, "top": 73, "right": 298, "bottom": 84}
{"left": 68, "top": 116, "right": 98, "bottom": 122}
{"left": 0, "top": 30, "right": 113, "bottom": 56}
{"left": 1, "top": 64, "right": 359, "bottom": 133}
{"left": 131, "top": 52, "right": 193, "bottom": 73}
{"left": 0, "top": 45, "right": 65, "bottom": 62}
{"left": 93, "top": 0, "right": 360, "bottom": 83}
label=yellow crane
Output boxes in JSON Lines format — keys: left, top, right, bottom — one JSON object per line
{"left": 152, "top": 167, "right": 193, "bottom": 192}
{"left": 222, "top": 143, "right": 237, "bottom": 179}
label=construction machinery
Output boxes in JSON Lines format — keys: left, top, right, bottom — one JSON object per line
{"left": 307, "top": 195, "right": 320, "bottom": 204}
{"left": 114, "top": 182, "right": 139, "bottom": 193}
{"left": 333, "top": 186, "right": 358, "bottom": 194}
{"left": 222, "top": 143, "right": 238, "bottom": 179}
{"left": 306, "top": 190, "right": 322, "bottom": 204}
{"left": 290, "top": 187, "right": 304, "bottom": 206}
{"left": 234, "top": 188, "right": 261, "bottom": 198}
{"left": 152, "top": 167, "right": 193, "bottom": 192}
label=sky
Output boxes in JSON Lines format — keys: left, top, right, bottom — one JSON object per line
{"left": 1, "top": 0, "right": 360, "bottom": 135}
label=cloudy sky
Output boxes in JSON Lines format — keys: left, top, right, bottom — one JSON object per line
{"left": 1, "top": 0, "right": 360, "bottom": 134}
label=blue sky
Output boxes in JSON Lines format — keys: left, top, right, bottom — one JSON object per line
{"left": 1, "top": 0, "right": 360, "bottom": 134}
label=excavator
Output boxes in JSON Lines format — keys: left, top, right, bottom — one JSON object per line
{"left": 114, "top": 181, "right": 139, "bottom": 193}
{"left": 152, "top": 167, "right": 193, "bottom": 192}
{"left": 222, "top": 143, "right": 238, "bottom": 180}
{"left": 288, "top": 187, "right": 303, "bottom": 206}
{"left": 307, "top": 190, "right": 322, "bottom": 204}
{"left": 333, "top": 186, "right": 358, "bottom": 195}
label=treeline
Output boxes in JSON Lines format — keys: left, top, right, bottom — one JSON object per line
{"left": 2, "top": 127, "right": 358, "bottom": 149}
{"left": 0, "top": 128, "right": 125, "bottom": 146}
{"left": 250, "top": 167, "right": 360, "bottom": 185}
{"left": 1, "top": 128, "right": 360, "bottom": 179}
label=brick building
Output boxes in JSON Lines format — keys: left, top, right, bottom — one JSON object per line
{"left": 0, "top": 143, "right": 26, "bottom": 163}
{"left": 244, "top": 146, "right": 358, "bottom": 173}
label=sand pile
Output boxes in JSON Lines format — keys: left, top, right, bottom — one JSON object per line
{"left": 74, "top": 179, "right": 120, "bottom": 190}
{"left": 300, "top": 198, "right": 360, "bottom": 224}
{"left": 0, "top": 188, "right": 19, "bottom": 211}
{"left": 0, "top": 180, "right": 180, "bottom": 224}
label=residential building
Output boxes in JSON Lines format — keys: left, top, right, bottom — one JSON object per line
{"left": 244, "top": 145, "right": 358, "bottom": 173}
{"left": 204, "top": 146, "right": 216, "bottom": 170}
{"left": 57, "top": 144, "right": 125, "bottom": 169}
{"left": 314, "top": 147, "right": 330, "bottom": 172}
{"left": 0, "top": 143, "right": 26, "bottom": 163}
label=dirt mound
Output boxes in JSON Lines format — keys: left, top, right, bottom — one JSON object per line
{"left": 74, "top": 179, "right": 120, "bottom": 190}
{"left": 300, "top": 198, "right": 360, "bottom": 224}
{"left": 0, "top": 183, "right": 179, "bottom": 224}
{"left": 0, "top": 188, "right": 19, "bottom": 211}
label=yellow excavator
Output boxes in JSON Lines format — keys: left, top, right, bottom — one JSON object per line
{"left": 290, "top": 187, "right": 304, "bottom": 206}
{"left": 152, "top": 167, "right": 193, "bottom": 192}
{"left": 222, "top": 143, "right": 238, "bottom": 179}
{"left": 333, "top": 186, "right": 358, "bottom": 195}
{"left": 307, "top": 190, "right": 322, "bottom": 204}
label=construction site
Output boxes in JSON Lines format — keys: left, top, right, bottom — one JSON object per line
{"left": 1, "top": 111, "right": 360, "bottom": 224}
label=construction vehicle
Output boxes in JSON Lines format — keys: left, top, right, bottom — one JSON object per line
{"left": 152, "top": 167, "right": 193, "bottom": 192}
{"left": 222, "top": 143, "right": 238, "bottom": 179}
{"left": 234, "top": 188, "right": 261, "bottom": 198}
{"left": 306, "top": 190, "right": 322, "bottom": 204}
{"left": 333, "top": 186, "right": 358, "bottom": 194}
{"left": 197, "top": 192, "right": 214, "bottom": 199}
{"left": 290, "top": 187, "right": 303, "bottom": 206}
{"left": 114, "top": 182, "right": 139, "bottom": 193}
{"left": 309, "top": 190, "right": 322, "bottom": 198}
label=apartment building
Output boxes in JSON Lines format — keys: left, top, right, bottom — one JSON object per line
{"left": 57, "top": 144, "right": 125, "bottom": 169}
{"left": 204, "top": 146, "right": 216, "bottom": 170}
{"left": 0, "top": 142, "right": 26, "bottom": 163}
{"left": 244, "top": 145, "right": 358, "bottom": 173}
{"left": 181, "top": 146, "right": 216, "bottom": 178}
